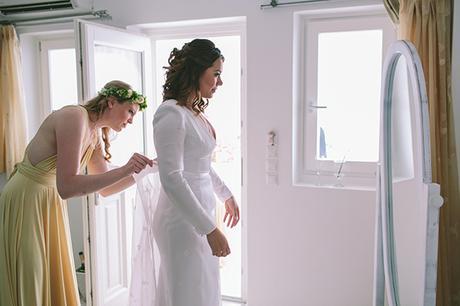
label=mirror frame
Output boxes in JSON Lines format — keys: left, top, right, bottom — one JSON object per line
{"left": 374, "top": 40, "right": 444, "bottom": 306}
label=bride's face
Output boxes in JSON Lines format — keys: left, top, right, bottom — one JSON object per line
{"left": 199, "top": 58, "right": 224, "bottom": 99}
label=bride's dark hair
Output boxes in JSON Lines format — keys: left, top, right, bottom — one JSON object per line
{"left": 162, "top": 38, "right": 224, "bottom": 114}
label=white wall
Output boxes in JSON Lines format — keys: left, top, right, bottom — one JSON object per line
{"left": 20, "top": 35, "right": 43, "bottom": 136}
{"left": 5, "top": 1, "right": 459, "bottom": 306}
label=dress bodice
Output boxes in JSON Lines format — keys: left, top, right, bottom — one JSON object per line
{"left": 157, "top": 100, "right": 216, "bottom": 175}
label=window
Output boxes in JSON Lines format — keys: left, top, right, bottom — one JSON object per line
{"left": 293, "top": 6, "right": 396, "bottom": 189}
{"left": 39, "top": 38, "right": 78, "bottom": 116}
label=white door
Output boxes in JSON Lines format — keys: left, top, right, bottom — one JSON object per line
{"left": 75, "top": 19, "right": 152, "bottom": 306}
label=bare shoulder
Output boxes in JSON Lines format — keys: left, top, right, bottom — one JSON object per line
{"left": 53, "top": 105, "right": 88, "bottom": 129}
{"left": 53, "top": 106, "right": 88, "bottom": 135}
{"left": 54, "top": 105, "right": 86, "bottom": 120}
{"left": 27, "top": 106, "right": 87, "bottom": 164}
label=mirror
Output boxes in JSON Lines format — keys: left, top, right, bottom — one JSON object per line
{"left": 374, "top": 40, "right": 444, "bottom": 306}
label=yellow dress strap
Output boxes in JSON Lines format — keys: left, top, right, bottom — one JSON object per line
{"left": 80, "top": 145, "right": 95, "bottom": 169}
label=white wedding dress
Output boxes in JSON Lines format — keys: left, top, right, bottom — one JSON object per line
{"left": 129, "top": 99, "right": 233, "bottom": 306}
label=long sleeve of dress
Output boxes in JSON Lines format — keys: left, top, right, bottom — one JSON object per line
{"left": 153, "top": 105, "right": 216, "bottom": 235}
{"left": 210, "top": 166, "right": 233, "bottom": 203}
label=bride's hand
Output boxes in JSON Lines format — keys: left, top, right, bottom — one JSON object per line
{"left": 206, "top": 228, "right": 230, "bottom": 257}
{"left": 223, "top": 196, "right": 240, "bottom": 228}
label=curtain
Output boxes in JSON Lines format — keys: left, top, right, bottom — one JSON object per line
{"left": 384, "top": 0, "right": 400, "bottom": 24}
{"left": 0, "top": 25, "right": 27, "bottom": 177}
{"left": 384, "top": 1, "right": 459, "bottom": 305}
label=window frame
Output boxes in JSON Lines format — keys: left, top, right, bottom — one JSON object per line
{"left": 293, "top": 6, "right": 396, "bottom": 189}
{"left": 39, "top": 36, "right": 76, "bottom": 118}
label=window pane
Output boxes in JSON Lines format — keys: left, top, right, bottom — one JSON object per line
{"left": 48, "top": 49, "right": 78, "bottom": 110}
{"left": 316, "top": 30, "right": 382, "bottom": 162}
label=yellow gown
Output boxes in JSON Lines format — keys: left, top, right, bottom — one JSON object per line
{"left": 0, "top": 106, "right": 94, "bottom": 306}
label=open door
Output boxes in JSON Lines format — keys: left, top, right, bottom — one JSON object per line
{"left": 75, "top": 19, "right": 152, "bottom": 306}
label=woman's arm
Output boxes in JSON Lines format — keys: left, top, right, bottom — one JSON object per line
{"left": 86, "top": 148, "right": 158, "bottom": 197}
{"left": 85, "top": 145, "right": 135, "bottom": 197}
{"left": 55, "top": 107, "right": 151, "bottom": 199}
{"left": 210, "top": 166, "right": 240, "bottom": 228}
{"left": 209, "top": 166, "right": 233, "bottom": 202}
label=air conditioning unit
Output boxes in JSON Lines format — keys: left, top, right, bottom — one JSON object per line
{"left": 0, "top": 0, "right": 80, "bottom": 15}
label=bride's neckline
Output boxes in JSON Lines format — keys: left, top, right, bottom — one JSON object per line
{"left": 183, "top": 106, "right": 216, "bottom": 141}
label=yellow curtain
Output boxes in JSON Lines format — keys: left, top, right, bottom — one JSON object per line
{"left": 384, "top": 0, "right": 459, "bottom": 305}
{"left": 384, "top": 0, "right": 400, "bottom": 24}
{"left": 0, "top": 25, "right": 27, "bottom": 177}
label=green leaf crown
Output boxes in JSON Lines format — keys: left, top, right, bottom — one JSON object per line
{"left": 99, "top": 87, "right": 147, "bottom": 111}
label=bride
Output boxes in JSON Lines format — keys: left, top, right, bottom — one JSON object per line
{"left": 130, "top": 38, "right": 240, "bottom": 306}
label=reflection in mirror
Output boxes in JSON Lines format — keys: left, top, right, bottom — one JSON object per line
{"left": 376, "top": 40, "right": 444, "bottom": 306}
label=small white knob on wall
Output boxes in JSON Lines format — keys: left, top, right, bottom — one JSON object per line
{"left": 266, "top": 131, "right": 278, "bottom": 185}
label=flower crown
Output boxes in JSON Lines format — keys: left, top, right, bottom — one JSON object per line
{"left": 99, "top": 87, "right": 147, "bottom": 111}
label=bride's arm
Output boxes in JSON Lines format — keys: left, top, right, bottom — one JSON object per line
{"left": 209, "top": 166, "right": 233, "bottom": 202}
{"left": 154, "top": 104, "right": 216, "bottom": 235}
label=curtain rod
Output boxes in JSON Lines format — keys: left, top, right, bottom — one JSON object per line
{"left": 0, "top": 9, "right": 111, "bottom": 26}
{"left": 260, "top": 0, "right": 330, "bottom": 9}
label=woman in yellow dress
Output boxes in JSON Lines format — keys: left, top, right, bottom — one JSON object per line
{"left": 0, "top": 80, "right": 153, "bottom": 306}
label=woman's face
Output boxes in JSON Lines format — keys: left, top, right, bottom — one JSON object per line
{"left": 107, "top": 98, "right": 139, "bottom": 132}
{"left": 199, "top": 57, "right": 224, "bottom": 99}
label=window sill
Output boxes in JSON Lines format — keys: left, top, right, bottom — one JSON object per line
{"left": 293, "top": 172, "right": 377, "bottom": 191}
